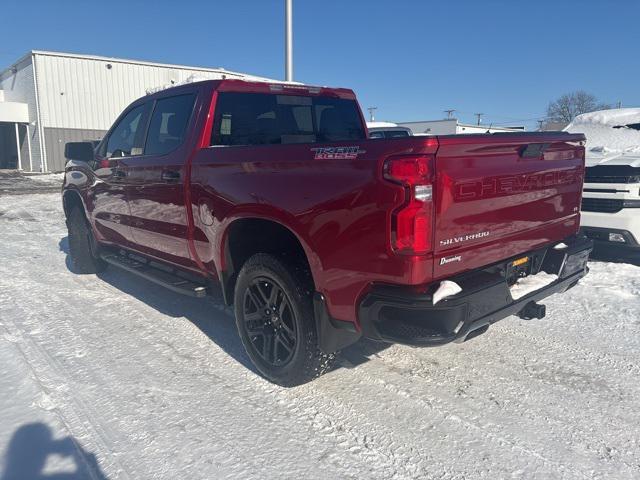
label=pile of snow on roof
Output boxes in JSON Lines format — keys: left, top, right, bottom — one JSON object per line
{"left": 146, "top": 72, "right": 274, "bottom": 95}
{"left": 565, "top": 108, "right": 640, "bottom": 164}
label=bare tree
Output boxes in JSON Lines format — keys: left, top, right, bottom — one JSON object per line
{"left": 546, "top": 91, "right": 610, "bottom": 123}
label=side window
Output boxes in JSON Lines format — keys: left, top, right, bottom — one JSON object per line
{"left": 105, "top": 103, "right": 150, "bottom": 157}
{"left": 144, "top": 94, "right": 196, "bottom": 156}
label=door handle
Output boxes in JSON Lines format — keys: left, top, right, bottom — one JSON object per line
{"left": 112, "top": 169, "right": 126, "bottom": 179}
{"left": 161, "top": 170, "right": 181, "bottom": 182}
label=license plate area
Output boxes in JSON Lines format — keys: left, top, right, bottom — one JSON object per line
{"left": 541, "top": 238, "right": 593, "bottom": 278}
{"left": 506, "top": 256, "right": 531, "bottom": 286}
{"left": 560, "top": 249, "right": 590, "bottom": 277}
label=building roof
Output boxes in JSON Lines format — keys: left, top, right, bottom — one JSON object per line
{"left": 398, "top": 118, "right": 524, "bottom": 132}
{"left": 399, "top": 119, "right": 457, "bottom": 125}
{"left": 1, "top": 50, "right": 275, "bottom": 82}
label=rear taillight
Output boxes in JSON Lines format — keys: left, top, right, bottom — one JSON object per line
{"left": 384, "top": 155, "right": 434, "bottom": 254}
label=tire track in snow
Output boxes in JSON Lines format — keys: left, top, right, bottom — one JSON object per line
{"left": 2, "top": 233, "right": 414, "bottom": 478}
{"left": 0, "top": 271, "right": 281, "bottom": 478}
{"left": 0, "top": 300, "right": 132, "bottom": 480}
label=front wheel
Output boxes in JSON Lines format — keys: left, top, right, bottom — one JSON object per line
{"left": 234, "top": 254, "right": 335, "bottom": 386}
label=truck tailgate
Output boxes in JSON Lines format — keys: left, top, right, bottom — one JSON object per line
{"left": 432, "top": 132, "right": 586, "bottom": 279}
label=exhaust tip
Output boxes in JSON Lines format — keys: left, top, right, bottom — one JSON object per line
{"left": 454, "top": 321, "right": 490, "bottom": 343}
{"left": 464, "top": 324, "right": 489, "bottom": 342}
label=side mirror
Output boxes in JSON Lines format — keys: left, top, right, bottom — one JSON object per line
{"left": 64, "top": 142, "right": 94, "bottom": 162}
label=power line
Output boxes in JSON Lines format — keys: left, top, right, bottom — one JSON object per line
{"left": 490, "top": 117, "right": 552, "bottom": 126}
{"left": 454, "top": 110, "right": 549, "bottom": 122}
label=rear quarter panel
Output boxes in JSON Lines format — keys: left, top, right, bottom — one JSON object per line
{"left": 190, "top": 137, "right": 438, "bottom": 323}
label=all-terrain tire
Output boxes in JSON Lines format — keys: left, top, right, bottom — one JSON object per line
{"left": 67, "top": 207, "right": 107, "bottom": 274}
{"left": 234, "top": 253, "right": 335, "bottom": 386}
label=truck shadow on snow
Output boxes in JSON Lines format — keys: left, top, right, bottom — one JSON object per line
{"left": 58, "top": 237, "right": 390, "bottom": 379}
{"left": 1, "top": 422, "right": 108, "bottom": 480}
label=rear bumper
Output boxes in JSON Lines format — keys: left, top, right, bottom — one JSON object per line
{"left": 357, "top": 235, "right": 593, "bottom": 347}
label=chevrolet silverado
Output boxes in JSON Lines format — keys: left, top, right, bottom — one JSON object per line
{"left": 62, "top": 79, "right": 592, "bottom": 385}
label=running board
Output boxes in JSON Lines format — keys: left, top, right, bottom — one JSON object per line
{"left": 100, "top": 252, "right": 208, "bottom": 298}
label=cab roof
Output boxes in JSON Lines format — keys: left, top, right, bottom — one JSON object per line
{"left": 147, "top": 78, "right": 357, "bottom": 100}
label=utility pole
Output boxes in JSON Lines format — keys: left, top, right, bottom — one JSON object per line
{"left": 285, "top": 0, "right": 293, "bottom": 81}
{"left": 616, "top": 101, "right": 622, "bottom": 109}
{"left": 537, "top": 119, "right": 544, "bottom": 131}
{"left": 474, "top": 113, "right": 484, "bottom": 125}
{"left": 444, "top": 109, "right": 455, "bottom": 119}
{"left": 367, "top": 107, "right": 377, "bottom": 122}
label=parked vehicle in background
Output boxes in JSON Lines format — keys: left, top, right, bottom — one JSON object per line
{"left": 62, "top": 79, "right": 592, "bottom": 386}
{"left": 565, "top": 108, "right": 640, "bottom": 261}
{"left": 366, "top": 121, "right": 413, "bottom": 139}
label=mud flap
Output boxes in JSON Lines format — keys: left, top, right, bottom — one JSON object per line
{"left": 313, "top": 293, "right": 361, "bottom": 353}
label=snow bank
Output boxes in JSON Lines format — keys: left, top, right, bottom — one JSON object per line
{"left": 27, "top": 173, "right": 64, "bottom": 186}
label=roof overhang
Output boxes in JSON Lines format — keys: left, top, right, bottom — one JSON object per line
{"left": 0, "top": 101, "right": 29, "bottom": 123}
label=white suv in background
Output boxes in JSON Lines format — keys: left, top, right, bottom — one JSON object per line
{"left": 565, "top": 108, "right": 640, "bottom": 261}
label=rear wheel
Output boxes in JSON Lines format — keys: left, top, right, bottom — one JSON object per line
{"left": 67, "top": 207, "right": 107, "bottom": 274}
{"left": 234, "top": 254, "right": 334, "bottom": 386}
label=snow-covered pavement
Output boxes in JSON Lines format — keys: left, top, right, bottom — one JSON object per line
{"left": 1, "top": 192, "right": 640, "bottom": 480}
{"left": 0, "top": 171, "right": 64, "bottom": 196}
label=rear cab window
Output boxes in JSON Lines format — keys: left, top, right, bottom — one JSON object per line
{"left": 211, "top": 92, "right": 365, "bottom": 146}
{"left": 144, "top": 93, "right": 196, "bottom": 156}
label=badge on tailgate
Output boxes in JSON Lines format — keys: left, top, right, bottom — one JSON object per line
{"left": 440, "top": 230, "right": 490, "bottom": 247}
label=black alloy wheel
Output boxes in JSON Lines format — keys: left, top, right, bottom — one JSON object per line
{"left": 233, "top": 253, "right": 335, "bottom": 386}
{"left": 242, "top": 277, "right": 297, "bottom": 367}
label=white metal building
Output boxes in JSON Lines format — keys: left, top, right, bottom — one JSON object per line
{"left": 0, "top": 51, "right": 273, "bottom": 172}
{"left": 398, "top": 119, "right": 525, "bottom": 136}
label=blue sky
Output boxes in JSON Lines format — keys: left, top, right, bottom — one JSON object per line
{"left": 2, "top": 0, "right": 639, "bottom": 129}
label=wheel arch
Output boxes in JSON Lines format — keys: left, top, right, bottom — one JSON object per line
{"left": 62, "top": 189, "right": 86, "bottom": 219}
{"left": 219, "top": 216, "right": 317, "bottom": 306}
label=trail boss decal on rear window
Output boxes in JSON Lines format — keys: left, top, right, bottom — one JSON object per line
{"left": 311, "top": 146, "right": 365, "bottom": 160}
{"left": 440, "top": 231, "right": 490, "bottom": 247}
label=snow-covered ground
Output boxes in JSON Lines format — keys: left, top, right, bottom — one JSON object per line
{"left": 1, "top": 192, "right": 640, "bottom": 479}
{"left": 0, "top": 171, "right": 64, "bottom": 196}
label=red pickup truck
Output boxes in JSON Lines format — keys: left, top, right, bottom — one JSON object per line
{"left": 62, "top": 79, "right": 592, "bottom": 386}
